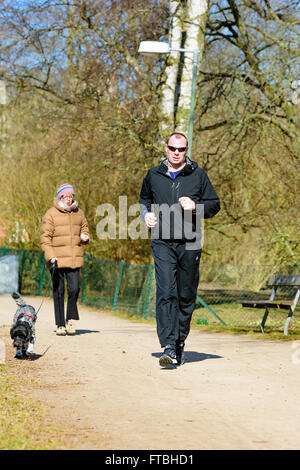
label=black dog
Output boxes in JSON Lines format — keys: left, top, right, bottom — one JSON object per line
{"left": 10, "top": 292, "right": 38, "bottom": 359}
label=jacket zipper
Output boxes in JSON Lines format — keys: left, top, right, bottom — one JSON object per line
{"left": 171, "top": 179, "right": 181, "bottom": 205}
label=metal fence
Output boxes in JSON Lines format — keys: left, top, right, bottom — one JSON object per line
{"left": 0, "top": 247, "right": 299, "bottom": 331}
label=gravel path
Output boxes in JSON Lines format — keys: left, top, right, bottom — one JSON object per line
{"left": 1, "top": 295, "right": 299, "bottom": 450}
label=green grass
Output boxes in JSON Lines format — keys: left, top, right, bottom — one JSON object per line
{"left": 85, "top": 301, "right": 300, "bottom": 343}
{"left": 191, "top": 301, "right": 300, "bottom": 341}
{"left": 192, "top": 323, "right": 300, "bottom": 341}
{"left": 0, "top": 364, "right": 62, "bottom": 450}
{"left": 110, "top": 300, "right": 300, "bottom": 341}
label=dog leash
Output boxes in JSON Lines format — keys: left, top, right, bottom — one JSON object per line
{"left": 34, "top": 260, "right": 57, "bottom": 315}
{"left": 36, "top": 299, "right": 44, "bottom": 314}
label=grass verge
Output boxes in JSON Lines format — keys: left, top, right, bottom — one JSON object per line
{"left": 191, "top": 323, "right": 300, "bottom": 341}
{"left": 109, "top": 302, "right": 300, "bottom": 341}
{"left": 0, "top": 363, "right": 62, "bottom": 450}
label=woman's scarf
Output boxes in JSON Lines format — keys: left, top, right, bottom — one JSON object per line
{"left": 57, "top": 199, "right": 78, "bottom": 212}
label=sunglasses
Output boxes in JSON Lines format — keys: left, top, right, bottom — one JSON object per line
{"left": 167, "top": 145, "right": 187, "bottom": 153}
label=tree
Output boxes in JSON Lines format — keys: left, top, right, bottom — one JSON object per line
{"left": 159, "top": 0, "right": 209, "bottom": 139}
{"left": 197, "top": 0, "right": 300, "bottom": 264}
{"left": 0, "top": 0, "right": 298, "bottom": 266}
{"left": 0, "top": 0, "right": 167, "bottom": 261}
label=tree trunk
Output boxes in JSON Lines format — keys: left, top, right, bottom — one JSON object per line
{"left": 159, "top": 0, "right": 184, "bottom": 139}
{"left": 160, "top": 0, "right": 209, "bottom": 145}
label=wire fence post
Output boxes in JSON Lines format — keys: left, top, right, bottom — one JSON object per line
{"left": 196, "top": 295, "right": 226, "bottom": 325}
{"left": 81, "top": 253, "right": 91, "bottom": 304}
{"left": 38, "top": 252, "right": 45, "bottom": 296}
{"left": 142, "top": 264, "right": 154, "bottom": 319}
{"left": 112, "top": 260, "right": 125, "bottom": 311}
{"left": 19, "top": 248, "right": 26, "bottom": 293}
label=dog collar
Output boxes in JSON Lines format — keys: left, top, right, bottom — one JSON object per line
{"left": 24, "top": 314, "right": 34, "bottom": 321}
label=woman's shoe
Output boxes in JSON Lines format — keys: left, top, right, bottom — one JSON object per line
{"left": 56, "top": 326, "right": 67, "bottom": 336}
{"left": 66, "top": 320, "right": 76, "bottom": 335}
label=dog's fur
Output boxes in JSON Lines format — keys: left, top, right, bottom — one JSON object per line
{"left": 10, "top": 292, "right": 37, "bottom": 359}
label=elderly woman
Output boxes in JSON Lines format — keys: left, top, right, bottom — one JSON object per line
{"left": 41, "top": 183, "right": 89, "bottom": 336}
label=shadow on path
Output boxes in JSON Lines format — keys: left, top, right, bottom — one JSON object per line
{"left": 152, "top": 351, "right": 223, "bottom": 364}
{"left": 75, "top": 329, "right": 100, "bottom": 335}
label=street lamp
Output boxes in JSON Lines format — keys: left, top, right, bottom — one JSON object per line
{"left": 138, "top": 40, "right": 200, "bottom": 159}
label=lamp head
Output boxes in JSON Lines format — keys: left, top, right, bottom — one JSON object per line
{"left": 138, "top": 41, "right": 170, "bottom": 56}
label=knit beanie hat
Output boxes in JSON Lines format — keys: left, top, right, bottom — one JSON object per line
{"left": 57, "top": 183, "right": 75, "bottom": 199}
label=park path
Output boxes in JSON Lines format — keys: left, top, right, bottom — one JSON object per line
{"left": 1, "top": 294, "right": 300, "bottom": 450}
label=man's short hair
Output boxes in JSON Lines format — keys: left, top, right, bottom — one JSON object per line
{"left": 167, "top": 132, "right": 188, "bottom": 146}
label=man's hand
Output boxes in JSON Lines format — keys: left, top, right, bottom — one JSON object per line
{"left": 178, "top": 197, "right": 196, "bottom": 210}
{"left": 144, "top": 212, "right": 158, "bottom": 228}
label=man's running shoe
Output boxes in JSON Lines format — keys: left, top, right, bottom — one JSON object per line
{"left": 176, "top": 341, "right": 185, "bottom": 365}
{"left": 159, "top": 345, "right": 177, "bottom": 365}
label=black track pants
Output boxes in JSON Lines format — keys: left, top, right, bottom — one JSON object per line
{"left": 151, "top": 240, "right": 201, "bottom": 347}
{"left": 52, "top": 268, "right": 80, "bottom": 327}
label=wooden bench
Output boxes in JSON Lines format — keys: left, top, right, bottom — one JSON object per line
{"left": 237, "top": 274, "right": 300, "bottom": 335}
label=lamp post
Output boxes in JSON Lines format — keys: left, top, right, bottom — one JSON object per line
{"left": 138, "top": 41, "right": 200, "bottom": 160}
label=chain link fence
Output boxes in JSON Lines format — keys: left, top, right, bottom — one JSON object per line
{"left": 0, "top": 247, "right": 299, "bottom": 331}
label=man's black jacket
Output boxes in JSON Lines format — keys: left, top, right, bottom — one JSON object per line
{"left": 139, "top": 158, "right": 220, "bottom": 242}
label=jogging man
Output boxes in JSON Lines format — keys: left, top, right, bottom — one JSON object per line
{"left": 139, "top": 132, "right": 220, "bottom": 366}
